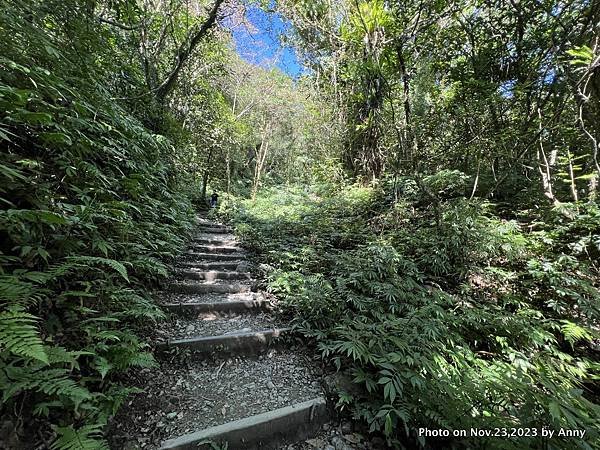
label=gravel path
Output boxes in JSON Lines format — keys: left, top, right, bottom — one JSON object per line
{"left": 285, "top": 419, "right": 390, "bottom": 449}
{"left": 109, "top": 350, "right": 322, "bottom": 449}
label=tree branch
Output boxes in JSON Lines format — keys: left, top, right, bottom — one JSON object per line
{"left": 154, "top": 0, "right": 226, "bottom": 103}
{"left": 98, "top": 16, "right": 142, "bottom": 30}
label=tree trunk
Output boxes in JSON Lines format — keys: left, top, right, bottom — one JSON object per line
{"left": 201, "top": 148, "right": 214, "bottom": 205}
{"left": 251, "top": 122, "right": 271, "bottom": 201}
{"left": 145, "top": 0, "right": 225, "bottom": 104}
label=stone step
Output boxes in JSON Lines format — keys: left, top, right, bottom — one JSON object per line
{"left": 109, "top": 350, "right": 324, "bottom": 449}
{"left": 156, "top": 328, "right": 291, "bottom": 354}
{"left": 176, "top": 260, "right": 244, "bottom": 271}
{"left": 170, "top": 282, "right": 252, "bottom": 295}
{"left": 156, "top": 311, "right": 283, "bottom": 339}
{"left": 193, "top": 236, "right": 237, "bottom": 245}
{"left": 160, "top": 398, "right": 328, "bottom": 450}
{"left": 198, "top": 226, "right": 232, "bottom": 234}
{"left": 189, "top": 244, "right": 241, "bottom": 254}
{"left": 176, "top": 270, "right": 251, "bottom": 282}
{"left": 184, "top": 252, "right": 245, "bottom": 261}
{"left": 163, "top": 299, "right": 269, "bottom": 314}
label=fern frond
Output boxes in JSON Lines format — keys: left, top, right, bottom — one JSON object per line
{"left": 0, "top": 275, "right": 36, "bottom": 306}
{"left": 1, "top": 365, "right": 91, "bottom": 405}
{"left": 0, "top": 308, "right": 47, "bottom": 363}
{"left": 50, "top": 425, "right": 108, "bottom": 450}
{"left": 66, "top": 256, "right": 129, "bottom": 282}
{"left": 125, "top": 351, "right": 157, "bottom": 369}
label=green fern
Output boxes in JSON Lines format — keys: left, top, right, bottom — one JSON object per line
{"left": 560, "top": 320, "right": 594, "bottom": 346}
{"left": 0, "top": 308, "right": 48, "bottom": 363}
{"left": 50, "top": 425, "right": 109, "bottom": 450}
{"left": 66, "top": 256, "right": 130, "bottom": 282}
{"left": 0, "top": 275, "right": 37, "bottom": 307}
{"left": 1, "top": 365, "right": 91, "bottom": 406}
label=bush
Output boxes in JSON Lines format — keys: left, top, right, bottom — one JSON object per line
{"left": 0, "top": 2, "right": 195, "bottom": 447}
{"left": 222, "top": 182, "right": 600, "bottom": 449}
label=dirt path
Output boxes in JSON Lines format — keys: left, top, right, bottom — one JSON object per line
{"left": 107, "top": 213, "right": 337, "bottom": 449}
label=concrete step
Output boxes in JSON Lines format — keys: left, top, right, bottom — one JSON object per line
{"left": 156, "top": 311, "right": 284, "bottom": 340}
{"left": 184, "top": 252, "right": 245, "bottom": 261}
{"left": 109, "top": 350, "right": 325, "bottom": 449}
{"left": 198, "top": 226, "right": 232, "bottom": 234}
{"left": 193, "top": 236, "right": 237, "bottom": 245}
{"left": 170, "top": 282, "right": 252, "bottom": 295}
{"left": 156, "top": 328, "right": 291, "bottom": 354}
{"left": 189, "top": 244, "right": 241, "bottom": 254}
{"left": 176, "top": 260, "right": 244, "bottom": 271}
{"left": 160, "top": 398, "right": 328, "bottom": 449}
{"left": 163, "top": 299, "right": 269, "bottom": 314}
{"left": 161, "top": 292, "right": 267, "bottom": 311}
{"left": 176, "top": 269, "right": 251, "bottom": 282}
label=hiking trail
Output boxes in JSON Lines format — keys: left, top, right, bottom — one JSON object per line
{"left": 109, "top": 213, "right": 333, "bottom": 449}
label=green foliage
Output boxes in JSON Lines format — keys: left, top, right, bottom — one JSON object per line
{"left": 0, "top": 308, "right": 48, "bottom": 363}
{"left": 0, "top": 1, "right": 196, "bottom": 447}
{"left": 222, "top": 183, "right": 600, "bottom": 449}
{"left": 50, "top": 425, "right": 109, "bottom": 450}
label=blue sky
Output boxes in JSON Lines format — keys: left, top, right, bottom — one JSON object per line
{"left": 230, "top": 6, "right": 303, "bottom": 78}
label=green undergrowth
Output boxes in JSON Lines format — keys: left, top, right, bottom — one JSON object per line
{"left": 220, "top": 182, "right": 600, "bottom": 449}
{"left": 0, "top": 3, "right": 195, "bottom": 448}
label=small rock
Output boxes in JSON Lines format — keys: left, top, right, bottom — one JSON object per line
{"left": 341, "top": 421, "right": 353, "bottom": 434}
{"left": 331, "top": 436, "right": 351, "bottom": 450}
{"left": 370, "top": 437, "right": 385, "bottom": 447}
{"left": 185, "top": 324, "right": 195, "bottom": 333}
{"left": 266, "top": 380, "right": 275, "bottom": 390}
{"left": 236, "top": 261, "right": 250, "bottom": 272}
{"left": 166, "top": 412, "right": 177, "bottom": 420}
{"left": 305, "top": 438, "right": 326, "bottom": 448}
{"left": 343, "top": 433, "right": 362, "bottom": 444}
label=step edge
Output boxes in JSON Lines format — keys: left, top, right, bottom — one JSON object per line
{"left": 161, "top": 300, "right": 269, "bottom": 311}
{"left": 159, "top": 397, "right": 328, "bottom": 450}
{"left": 162, "top": 327, "right": 292, "bottom": 346}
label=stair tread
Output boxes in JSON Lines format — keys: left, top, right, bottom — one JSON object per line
{"left": 108, "top": 216, "right": 325, "bottom": 450}
{"left": 161, "top": 397, "right": 327, "bottom": 449}
{"left": 156, "top": 312, "right": 286, "bottom": 340}
{"left": 188, "top": 244, "right": 242, "bottom": 253}
{"left": 110, "top": 350, "right": 323, "bottom": 449}
{"left": 163, "top": 292, "right": 263, "bottom": 304}
{"left": 183, "top": 252, "right": 246, "bottom": 260}
{"left": 169, "top": 281, "right": 253, "bottom": 295}
{"left": 175, "top": 269, "right": 252, "bottom": 282}
{"left": 175, "top": 260, "right": 245, "bottom": 269}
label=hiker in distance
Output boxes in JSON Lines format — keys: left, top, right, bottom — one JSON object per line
{"left": 210, "top": 191, "right": 219, "bottom": 208}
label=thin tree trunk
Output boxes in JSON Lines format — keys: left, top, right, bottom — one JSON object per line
{"left": 201, "top": 148, "right": 213, "bottom": 205}
{"left": 536, "top": 108, "right": 557, "bottom": 204}
{"left": 567, "top": 148, "right": 579, "bottom": 202}
{"left": 251, "top": 122, "right": 271, "bottom": 201}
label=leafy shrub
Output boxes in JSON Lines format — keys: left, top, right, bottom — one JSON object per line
{"left": 223, "top": 183, "right": 600, "bottom": 449}
{"left": 0, "top": 2, "right": 195, "bottom": 447}
{"left": 423, "top": 169, "right": 469, "bottom": 198}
